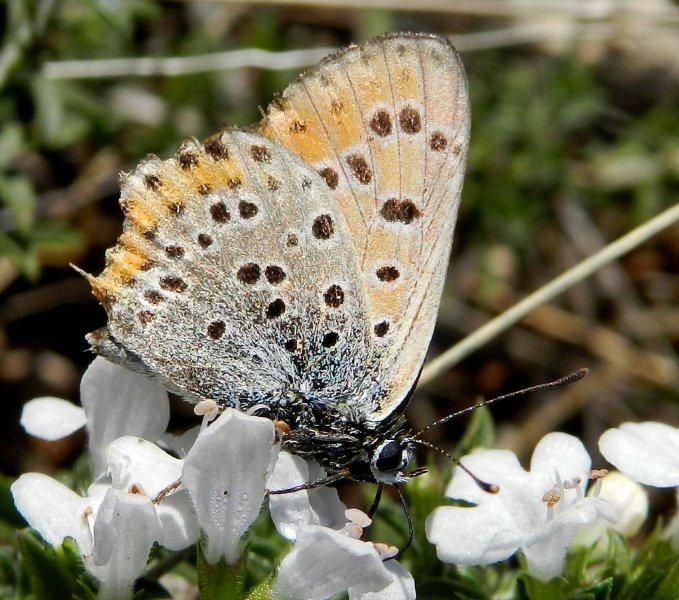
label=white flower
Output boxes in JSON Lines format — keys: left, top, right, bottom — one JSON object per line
{"left": 11, "top": 435, "right": 199, "bottom": 599}
{"left": 268, "top": 453, "right": 414, "bottom": 600}
{"left": 268, "top": 452, "right": 346, "bottom": 540}
{"left": 106, "top": 436, "right": 199, "bottom": 551}
{"left": 11, "top": 474, "right": 158, "bottom": 600}
{"left": 12, "top": 473, "right": 94, "bottom": 553}
{"left": 89, "top": 489, "right": 162, "bottom": 600}
{"left": 574, "top": 471, "right": 648, "bottom": 547}
{"left": 426, "top": 432, "right": 617, "bottom": 582}
{"left": 20, "top": 397, "right": 87, "bottom": 441}
{"left": 599, "top": 421, "right": 679, "bottom": 487}
{"left": 182, "top": 409, "right": 279, "bottom": 565}
{"left": 20, "top": 357, "right": 170, "bottom": 475}
{"left": 159, "top": 425, "right": 201, "bottom": 458}
{"left": 274, "top": 521, "right": 414, "bottom": 600}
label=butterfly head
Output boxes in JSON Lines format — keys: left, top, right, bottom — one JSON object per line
{"left": 369, "top": 436, "right": 414, "bottom": 485}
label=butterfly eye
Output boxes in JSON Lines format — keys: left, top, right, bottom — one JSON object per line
{"left": 375, "top": 440, "right": 405, "bottom": 472}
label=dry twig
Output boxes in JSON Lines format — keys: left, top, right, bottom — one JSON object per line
{"left": 418, "top": 203, "right": 679, "bottom": 388}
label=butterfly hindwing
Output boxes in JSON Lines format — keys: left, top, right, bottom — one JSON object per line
{"left": 260, "top": 33, "right": 470, "bottom": 420}
{"left": 86, "top": 130, "right": 375, "bottom": 409}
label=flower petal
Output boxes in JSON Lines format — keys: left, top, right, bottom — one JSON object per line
{"left": 156, "top": 490, "right": 199, "bottom": 551}
{"left": 107, "top": 436, "right": 183, "bottom": 498}
{"left": 426, "top": 503, "right": 522, "bottom": 566}
{"left": 523, "top": 496, "right": 615, "bottom": 582}
{"left": 182, "top": 409, "right": 278, "bottom": 564}
{"left": 86, "top": 481, "right": 113, "bottom": 517}
{"left": 599, "top": 422, "right": 679, "bottom": 487}
{"left": 268, "top": 452, "right": 346, "bottom": 540}
{"left": 522, "top": 501, "right": 597, "bottom": 582}
{"left": 81, "top": 357, "right": 170, "bottom": 475}
{"left": 20, "top": 397, "right": 86, "bottom": 441}
{"left": 274, "top": 525, "right": 392, "bottom": 600}
{"left": 11, "top": 473, "right": 92, "bottom": 554}
{"left": 530, "top": 432, "right": 591, "bottom": 487}
{"left": 522, "top": 529, "right": 570, "bottom": 583}
{"left": 89, "top": 488, "right": 162, "bottom": 599}
{"left": 159, "top": 425, "right": 201, "bottom": 458}
{"left": 600, "top": 473, "right": 645, "bottom": 535}
{"left": 446, "top": 449, "right": 525, "bottom": 504}
{"left": 349, "top": 560, "right": 415, "bottom": 600}
{"left": 575, "top": 471, "right": 647, "bottom": 547}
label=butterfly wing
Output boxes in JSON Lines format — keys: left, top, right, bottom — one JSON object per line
{"left": 85, "top": 130, "right": 376, "bottom": 409}
{"left": 260, "top": 33, "right": 470, "bottom": 420}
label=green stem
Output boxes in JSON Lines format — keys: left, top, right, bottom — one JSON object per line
{"left": 197, "top": 538, "right": 247, "bottom": 600}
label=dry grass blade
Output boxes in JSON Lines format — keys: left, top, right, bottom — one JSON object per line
{"left": 44, "top": 46, "right": 336, "bottom": 79}
{"left": 185, "top": 0, "right": 679, "bottom": 22}
{"left": 42, "top": 23, "right": 619, "bottom": 80}
{"left": 418, "top": 202, "right": 679, "bottom": 388}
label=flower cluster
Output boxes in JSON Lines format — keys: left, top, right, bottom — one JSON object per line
{"left": 12, "top": 358, "right": 679, "bottom": 598}
{"left": 426, "top": 421, "right": 679, "bottom": 580}
{"left": 13, "top": 358, "right": 413, "bottom": 599}
{"left": 426, "top": 433, "right": 617, "bottom": 581}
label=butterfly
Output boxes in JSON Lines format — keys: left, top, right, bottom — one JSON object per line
{"left": 80, "top": 33, "right": 470, "bottom": 503}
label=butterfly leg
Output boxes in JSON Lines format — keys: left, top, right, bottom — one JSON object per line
{"left": 390, "top": 485, "right": 413, "bottom": 560}
{"left": 367, "top": 485, "right": 383, "bottom": 519}
{"left": 266, "top": 470, "right": 349, "bottom": 495}
{"left": 360, "top": 485, "right": 383, "bottom": 540}
{"left": 152, "top": 478, "right": 183, "bottom": 503}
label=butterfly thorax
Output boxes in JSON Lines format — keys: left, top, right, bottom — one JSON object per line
{"left": 252, "top": 391, "right": 413, "bottom": 484}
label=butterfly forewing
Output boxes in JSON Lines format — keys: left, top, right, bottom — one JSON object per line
{"left": 260, "top": 33, "right": 470, "bottom": 420}
{"left": 87, "top": 130, "right": 375, "bottom": 409}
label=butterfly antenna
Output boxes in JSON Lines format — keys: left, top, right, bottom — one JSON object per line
{"left": 411, "top": 438, "right": 499, "bottom": 494}
{"left": 267, "top": 470, "right": 348, "bottom": 495}
{"left": 414, "top": 368, "right": 588, "bottom": 440}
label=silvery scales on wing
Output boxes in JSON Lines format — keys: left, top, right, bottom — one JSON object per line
{"left": 76, "top": 32, "right": 585, "bottom": 549}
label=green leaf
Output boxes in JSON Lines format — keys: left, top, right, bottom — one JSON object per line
{"left": 604, "top": 530, "right": 631, "bottom": 576}
{"left": 418, "top": 577, "right": 489, "bottom": 600}
{"left": 244, "top": 575, "right": 274, "bottom": 600}
{"left": 60, "top": 539, "right": 89, "bottom": 583}
{"left": 0, "top": 122, "right": 25, "bottom": 169}
{"left": 31, "top": 77, "right": 91, "bottom": 149}
{"left": 567, "top": 578, "right": 613, "bottom": 600}
{"left": 516, "top": 569, "right": 570, "bottom": 600}
{"left": 0, "top": 474, "right": 24, "bottom": 528}
{"left": 0, "top": 174, "right": 35, "bottom": 234}
{"left": 16, "top": 529, "right": 76, "bottom": 600}
{"left": 0, "top": 546, "right": 17, "bottom": 587}
{"left": 456, "top": 405, "right": 495, "bottom": 456}
{"left": 29, "top": 221, "right": 86, "bottom": 266}
{"left": 73, "top": 576, "right": 99, "bottom": 600}
{"left": 0, "top": 231, "right": 39, "bottom": 279}
{"left": 197, "top": 538, "right": 246, "bottom": 600}
{"left": 620, "top": 537, "right": 678, "bottom": 599}
{"left": 655, "top": 560, "right": 679, "bottom": 600}
{"left": 565, "top": 545, "right": 590, "bottom": 583}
